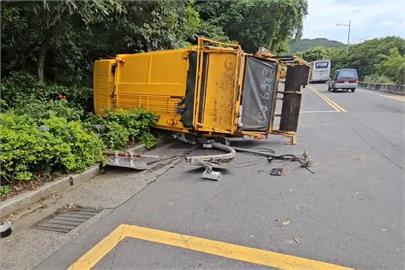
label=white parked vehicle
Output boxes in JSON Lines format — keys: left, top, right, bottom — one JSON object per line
{"left": 309, "top": 59, "right": 331, "bottom": 83}
{"left": 328, "top": 68, "right": 358, "bottom": 92}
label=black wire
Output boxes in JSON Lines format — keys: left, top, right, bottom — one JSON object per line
{"left": 232, "top": 146, "right": 314, "bottom": 174}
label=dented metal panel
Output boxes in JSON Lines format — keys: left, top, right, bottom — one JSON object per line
{"left": 198, "top": 52, "right": 239, "bottom": 134}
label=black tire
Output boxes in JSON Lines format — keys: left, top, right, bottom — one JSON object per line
{"left": 351, "top": 88, "right": 355, "bottom": 92}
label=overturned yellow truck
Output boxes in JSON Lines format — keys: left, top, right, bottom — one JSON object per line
{"left": 93, "top": 38, "right": 309, "bottom": 144}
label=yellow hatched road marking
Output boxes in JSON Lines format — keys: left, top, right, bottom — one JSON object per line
{"left": 308, "top": 86, "right": 347, "bottom": 112}
{"left": 68, "top": 224, "right": 354, "bottom": 270}
{"left": 68, "top": 224, "right": 126, "bottom": 270}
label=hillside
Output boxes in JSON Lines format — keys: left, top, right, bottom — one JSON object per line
{"left": 290, "top": 38, "right": 345, "bottom": 53}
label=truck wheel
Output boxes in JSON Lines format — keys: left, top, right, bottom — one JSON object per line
{"left": 351, "top": 88, "right": 355, "bottom": 92}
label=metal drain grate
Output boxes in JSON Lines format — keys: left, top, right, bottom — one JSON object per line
{"left": 33, "top": 206, "right": 101, "bottom": 233}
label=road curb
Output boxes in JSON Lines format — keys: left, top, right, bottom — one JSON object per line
{"left": 0, "top": 144, "right": 146, "bottom": 219}
{"left": 0, "top": 166, "right": 100, "bottom": 219}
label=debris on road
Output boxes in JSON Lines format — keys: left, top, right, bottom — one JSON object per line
{"left": 104, "top": 150, "right": 159, "bottom": 170}
{"left": 270, "top": 168, "right": 284, "bottom": 176}
{"left": 185, "top": 140, "right": 314, "bottom": 180}
{"left": 232, "top": 145, "right": 313, "bottom": 173}
{"left": 0, "top": 220, "right": 13, "bottom": 238}
{"left": 282, "top": 219, "right": 291, "bottom": 226}
{"left": 186, "top": 142, "right": 236, "bottom": 181}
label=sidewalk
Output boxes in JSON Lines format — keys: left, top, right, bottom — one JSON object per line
{"left": 0, "top": 140, "right": 191, "bottom": 270}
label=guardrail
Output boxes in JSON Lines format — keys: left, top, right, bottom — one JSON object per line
{"left": 359, "top": 82, "right": 405, "bottom": 96}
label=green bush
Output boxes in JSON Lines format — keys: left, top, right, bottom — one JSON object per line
{"left": 364, "top": 74, "right": 394, "bottom": 84}
{"left": 85, "top": 109, "right": 158, "bottom": 150}
{"left": 14, "top": 99, "right": 83, "bottom": 122}
{"left": 0, "top": 71, "right": 93, "bottom": 112}
{"left": 0, "top": 185, "right": 11, "bottom": 196}
{"left": 0, "top": 112, "right": 104, "bottom": 183}
{"left": 0, "top": 72, "right": 158, "bottom": 190}
{"left": 0, "top": 71, "right": 41, "bottom": 110}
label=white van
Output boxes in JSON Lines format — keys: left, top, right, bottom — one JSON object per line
{"left": 328, "top": 68, "right": 358, "bottom": 92}
{"left": 309, "top": 59, "right": 331, "bottom": 83}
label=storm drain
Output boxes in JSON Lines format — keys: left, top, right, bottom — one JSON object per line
{"left": 33, "top": 206, "right": 101, "bottom": 233}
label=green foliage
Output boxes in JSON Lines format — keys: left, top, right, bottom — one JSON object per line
{"left": 196, "top": 0, "right": 308, "bottom": 53}
{"left": 0, "top": 112, "right": 104, "bottom": 183}
{"left": 0, "top": 71, "right": 41, "bottom": 109}
{"left": 1, "top": 0, "right": 125, "bottom": 84}
{"left": 374, "top": 48, "right": 405, "bottom": 85}
{"left": 141, "top": 133, "right": 158, "bottom": 149}
{"left": 364, "top": 74, "right": 394, "bottom": 84}
{"left": 1, "top": 0, "right": 205, "bottom": 85}
{"left": 2, "top": 0, "right": 308, "bottom": 84}
{"left": 298, "top": 46, "right": 329, "bottom": 62}
{"left": 345, "top": 36, "right": 405, "bottom": 80}
{"left": 298, "top": 36, "right": 405, "bottom": 84}
{"left": 14, "top": 99, "right": 83, "bottom": 122}
{"left": 85, "top": 109, "right": 158, "bottom": 150}
{"left": 0, "top": 185, "right": 11, "bottom": 196}
{"left": 1, "top": 71, "right": 93, "bottom": 113}
{"left": 290, "top": 38, "right": 344, "bottom": 53}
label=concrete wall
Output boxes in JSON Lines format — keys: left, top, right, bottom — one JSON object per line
{"left": 359, "top": 82, "right": 405, "bottom": 96}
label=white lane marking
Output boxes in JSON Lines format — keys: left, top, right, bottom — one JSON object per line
{"left": 359, "top": 89, "right": 405, "bottom": 102}
{"left": 300, "top": 110, "right": 338, "bottom": 113}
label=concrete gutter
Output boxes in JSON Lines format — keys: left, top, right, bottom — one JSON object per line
{"left": 359, "top": 82, "right": 405, "bottom": 96}
{"left": 0, "top": 144, "right": 146, "bottom": 219}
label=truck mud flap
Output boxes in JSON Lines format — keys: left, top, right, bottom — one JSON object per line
{"left": 279, "top": 91, "right": 302, "bottom": 132}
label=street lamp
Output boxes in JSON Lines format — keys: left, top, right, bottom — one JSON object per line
{"left": 336, "top": 20, "right": 351, "bottom": 55}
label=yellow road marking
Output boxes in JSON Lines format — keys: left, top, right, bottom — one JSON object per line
{"left": 308, "top": 86, "right": 347, "bottom": 112}
{"left": 68, "top": 224, "right": 354, "bottom": 270}
{"left": 359, "top": 89, "right": 405, "bottom": 102}
{"left": 68, "top": 224, "right": 126, "bottom": 270}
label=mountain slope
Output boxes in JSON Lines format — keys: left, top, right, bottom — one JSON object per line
{"left": 290, "top": 38, "right": 345, "bottom": 53}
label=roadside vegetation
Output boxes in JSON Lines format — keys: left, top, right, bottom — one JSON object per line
{"left": 0, "top": 72, "right": 157, "bottom": 198}
{"left": 297, "top": 36, "right": 405, "bottom": 85}
{"left": 0, "top": 0, "right": 309, "bottom": 197}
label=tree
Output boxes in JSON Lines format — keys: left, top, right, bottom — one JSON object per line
{"left": 1, "top": 0, "right": 124, "bottom": 84}
{"left": 1, "top": 0, "right": 309, "bottom": 86}
{"left": 298, "top": 46, "right": 329, "bottom": 62}
{"left": 375, "top": 48, "right": 405, "bottom": 85}
{"left": 1, "top": 0, "right": 204, "bottom": 85}
{"left": 296, "top": 36, "right": 405, "bottom": 80}
{"left": 196, "top": 0, "right": 308, "bottom": 53}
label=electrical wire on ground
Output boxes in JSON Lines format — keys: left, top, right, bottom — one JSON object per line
{"left": 231, "top": 146, "right": 314, "bottom": 174}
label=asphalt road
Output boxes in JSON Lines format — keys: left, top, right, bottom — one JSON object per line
{"left": 37, "top": 84, "right": 405, "bottom": 270}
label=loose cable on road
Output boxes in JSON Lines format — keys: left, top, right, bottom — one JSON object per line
{"left": 232, "top": 146, "right": 314, "bottom": 174}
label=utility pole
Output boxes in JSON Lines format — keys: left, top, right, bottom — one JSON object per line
{"left": 336, "top": 20, "right": 351, "bottom": 55}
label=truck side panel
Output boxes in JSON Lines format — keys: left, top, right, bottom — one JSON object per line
{"left": 197, "top": 52, "right": 240, "bottom": 134}
{"left": 115, "top": 49, "right": 190, "bottom": 132}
